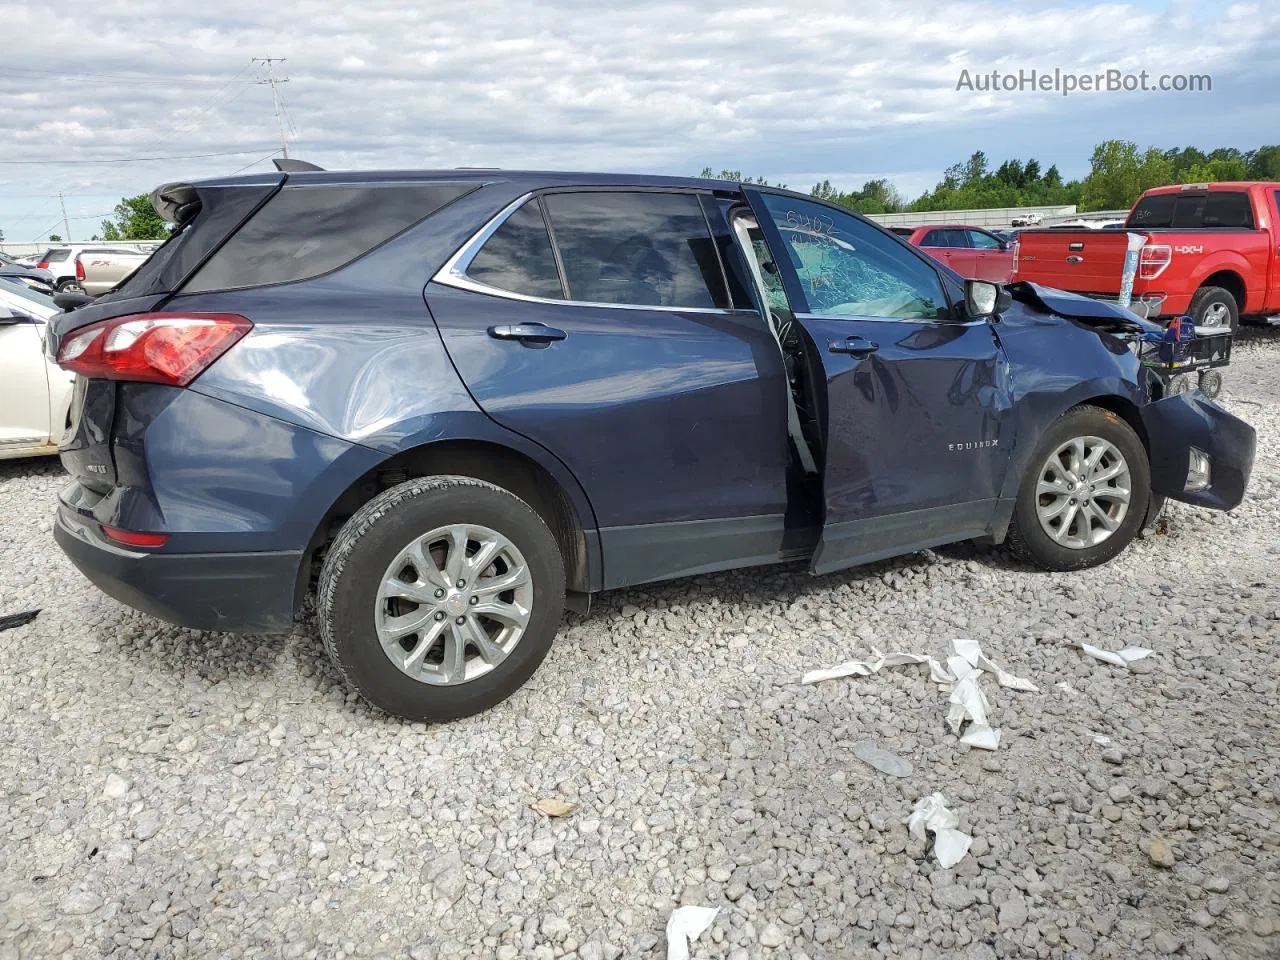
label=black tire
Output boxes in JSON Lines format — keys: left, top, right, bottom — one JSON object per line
{"left": 1008, "top": 406, "right": 1151, "bottom": 571}
{"left": 1187, "top": 285, "right": 1238, "bottom": 334}
{"left": 318, "top": 476, "right": 565, "bottom": 722}
{"left": 56, "top": 279, "right": 85, "bottom": 294}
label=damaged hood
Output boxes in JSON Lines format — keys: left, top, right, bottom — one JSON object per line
{"left": 1006, "top": 281, "right": 1162, "bottom": 336}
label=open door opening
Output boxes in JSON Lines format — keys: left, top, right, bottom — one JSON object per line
{"left": 728, "top": 209, "right": 821, "bottom": 477}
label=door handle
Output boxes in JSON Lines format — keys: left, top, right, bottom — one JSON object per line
{"left": 828, "top": 336, "right": 879, "bottom": 357}
{"left": 487, "top": 323, "right": 568, "bottom": 344}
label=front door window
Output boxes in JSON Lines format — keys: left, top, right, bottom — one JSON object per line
{"left": 755, "top": 194, "right": 950, "bottom": 321}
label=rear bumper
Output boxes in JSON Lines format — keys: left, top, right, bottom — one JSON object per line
{"left": 1140, "top": 392, "right": 1255, "bottom": 511}
{"left": 55, "top": 504, "right": 302, "bottom": 634}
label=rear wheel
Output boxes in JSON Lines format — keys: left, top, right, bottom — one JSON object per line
{"left": 1008, "top": 406, "right": 1151, "bottom": 570}
{"left": 318, "top": 476, "right": 565, "bottom": 721}
{"left": 1188, "top": 285, "right": 1238, "bottom": 334}
{"left": 56, "top": 279, "right": 85, "bottom": 295}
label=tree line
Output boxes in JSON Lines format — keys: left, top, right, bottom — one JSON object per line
{"left": 701, "top": 141, "right": 1280, "bottom": 216}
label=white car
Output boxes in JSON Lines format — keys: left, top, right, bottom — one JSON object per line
{"left": 33, "top": 244, "right": 152, "bottom": 292}
{"left": 0, "top": 278, "right": 74, "bottom": 459}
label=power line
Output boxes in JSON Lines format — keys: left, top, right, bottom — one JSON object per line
{"left": 0, "top": 148, "right": 275, "bottom": 165}
{"left": 0, "top": 66, "right": 253, "bottom": 86}
{"left": 226, "top": 152, "right": 280, "bottom": 176}
{"left": 151, "top": 59, "right": 257, "bottom": 155}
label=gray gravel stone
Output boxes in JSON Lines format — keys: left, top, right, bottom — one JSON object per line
{"left": 1152, "top": 930, "right": 1183, "bottom": 954}
{"left": 59, "top": 892, "right": 103, "bottom": 916}
{"left": 758, "top": 922, "right": 784, "bottom": 947}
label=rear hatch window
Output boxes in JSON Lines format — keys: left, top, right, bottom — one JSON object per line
{"left": 183, "top": 182, "right": 476, "bottom": 293}
{"left": 100, "top": 179, "right": 283, "bottom": 302}
{"left": 42, "top": 248, "right": 70, "bottom": 262}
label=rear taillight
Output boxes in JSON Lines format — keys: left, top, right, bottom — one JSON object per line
{"left": 1139, "top": 244, "right": 1172, "bottom": 280}
{"left": 75, "top": 258, "right": 85, "bottom": 281}
{"left": 102, "top": 526, "right": 169, "bottom": 549}
{"left": 36, "top": 260, "right": 48, "bottom": 270}
{"left": 57, "top": 312, "right": 252, "bottom": 386}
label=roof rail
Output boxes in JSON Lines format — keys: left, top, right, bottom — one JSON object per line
{"left": 272, "top": 158, "right": 325, "bottom": 172}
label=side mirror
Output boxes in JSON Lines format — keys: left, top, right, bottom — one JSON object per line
{"left": 965, "top": 279, "right": 1012, "bottom": 320}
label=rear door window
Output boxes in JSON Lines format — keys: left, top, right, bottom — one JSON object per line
{"left": 466, "top": 199, "right": 564, "bottom": 299}
{"left": 920, "top": 230, "right": 949, "bottom": 247}
{"left": 184, "top": 182, "right": 476, "bottom": 292}
{"left": 541, "top": 191, "right": 728, "bottom": 308}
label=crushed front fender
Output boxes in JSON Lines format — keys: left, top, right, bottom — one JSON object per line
{"left": 1140, "top": 392, "right": 1255, "bottom": 511}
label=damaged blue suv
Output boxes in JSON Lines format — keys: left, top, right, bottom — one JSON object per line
{"left": 47, "top": 165, "right": 1256, "bottom": 720}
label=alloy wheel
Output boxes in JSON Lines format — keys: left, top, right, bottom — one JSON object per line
{"left": 1202, "top": 302, "right": 1230, "bottom": 327}
{"left": 1034, "top": 436, "right": 1132, "bottom": 549}
{"left": 375, "top": 523, "right": 533, "bottom": 685}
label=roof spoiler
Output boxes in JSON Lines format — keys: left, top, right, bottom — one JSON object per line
{"left": 273, "top": 158, "right": 325, "bottom": 172}
{"left": 150, "top": 182, "right": 201, "bottom": 227}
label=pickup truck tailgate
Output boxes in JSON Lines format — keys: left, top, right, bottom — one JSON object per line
{"left": 1014, "top": 230, "right": 1141, "bottom": 295}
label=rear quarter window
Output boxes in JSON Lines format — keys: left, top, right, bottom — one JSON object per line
{"left": 184, "top": 182, "right": 476, "bottom": 292}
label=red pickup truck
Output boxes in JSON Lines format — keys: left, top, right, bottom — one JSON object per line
{"left": 892, "top": 225, "right": 1016, "bottom": 282}
{"left": 1013, "top": 181, "right": 1280, "bottom": 332}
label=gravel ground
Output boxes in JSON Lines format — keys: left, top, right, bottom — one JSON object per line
{"left": 1, "top": 328, "right": 1278, "bottom": 960}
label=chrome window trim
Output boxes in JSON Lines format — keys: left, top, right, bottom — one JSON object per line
{"left": 795, "top": 311, "right": 989, "bottom": 327}
{"left": 432, "top": 192, "right": 747, "bottom": 316}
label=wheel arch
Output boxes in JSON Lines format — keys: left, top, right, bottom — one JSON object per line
{"left": 1075, "top": 394, "right": 1150, "bottom": 457}
{"left": 1194, "top": 266, "right": 1248, "bottom": 314}
{"left": 296, "top": 437, "right": 600, "bottom": 613}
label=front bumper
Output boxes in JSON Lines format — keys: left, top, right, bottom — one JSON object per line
{"left": 55, "top": 505, "right": 303, "bottom": 634}
{"left": 1140, "top": 392, "right": 1255, "bottom": 511}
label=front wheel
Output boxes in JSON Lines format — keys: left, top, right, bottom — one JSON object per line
{"left": 1008, "top": 406, "right": 1151, "bottom": 571}
{"left": 318, "top": 476, "right": 566, "bottom": 722}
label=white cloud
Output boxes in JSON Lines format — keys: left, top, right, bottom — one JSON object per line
{"left": 1, "top": 0, "right": 1277, "bottom": 240}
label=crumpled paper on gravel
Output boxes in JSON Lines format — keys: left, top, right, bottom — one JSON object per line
{"left": 801, "top": 638, "right": 1037, "bottom": 751}
{"left": 906, "top": 792, "right": 972, "bottom": 868}
{"left": 1075, "top": 642, "right": 1154, "bottom": 668}
{"left": 665, "top": 906, "right": 718, "bottom": 960}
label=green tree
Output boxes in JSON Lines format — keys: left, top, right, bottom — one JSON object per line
{"left": 1079, "top": 140, "right": 1172, "bottom": 211}
{"left": 1246, "top": 146, "right": 1280, "bottom": 180}
{"left": 1023, "top": 159, "right": 1042, "bottom": 184}
{"left": 698, "top": 167, "right": 784, "bottom": 187}
{"left": 1181, "top": 157, "right": 1248, "bottom": 183}
{"left": 97, "top": 194, "right": 171, "bottom": 241}
{"left": 49, "top": 234, "right": 62, "bottom": 242}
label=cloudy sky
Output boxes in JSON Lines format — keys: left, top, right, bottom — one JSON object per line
{"left": 2, "top": 0, "right": 1277, "bottom": 243}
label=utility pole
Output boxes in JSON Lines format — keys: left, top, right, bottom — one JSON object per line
{"left": 59, "top": 191, "right": 71, "bottom": 241}
{"left": 253, "top": 57, "right": 290, "bottom": 159}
